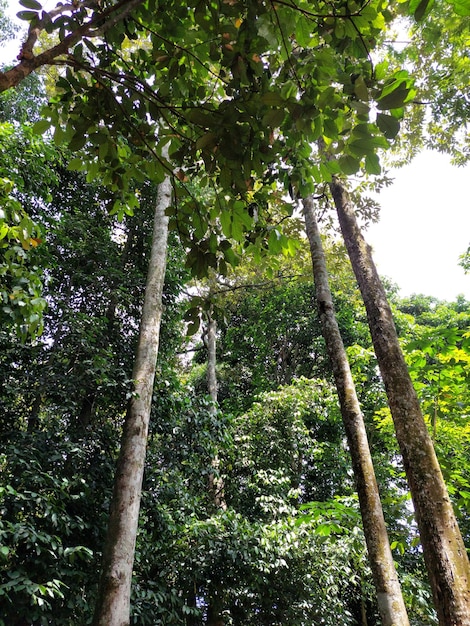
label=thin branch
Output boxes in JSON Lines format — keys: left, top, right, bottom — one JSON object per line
{"left": 270, "top": 0, "right": 374, "bottom": 19}
{"left": 346, "top": 16, "right": 374, "bottom": 74}
{"left": 130, "top": 18, "right": 230, "bottom": 87}
{"left": 212, "top": 272, "right": 308, "bottom": 295}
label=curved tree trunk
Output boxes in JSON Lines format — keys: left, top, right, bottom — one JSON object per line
{"left": 92, "top": 171, "right": 171, "bottom": 626}
{"left": 303, "top": 196, "right": 409, "bottom": 626}
{"left": 330, "top": 178, "right": 470, "bottom": 626}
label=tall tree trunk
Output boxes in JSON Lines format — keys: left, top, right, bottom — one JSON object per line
{"left": 303, "top": 196, "right": 409, "bottom": 626}
{"left": 92, "top": 172, "right": 171, "bottom": 626}
{"left": 27, "top": 393, "right": 42, "bottom": 432}
{"left": 330, "top": 177, "right": 470, "bottom": 626}
{"left": 206, "top": 599, "right": 224, "bottom": 626}
{"left": 204, "top": 307, "right": 226, "bottom": 626}
{"left": 206, "top": 310, "right": 218, "bottom": 404}
{"left": 204, "top": 307, "right": 226, "bottom": 511}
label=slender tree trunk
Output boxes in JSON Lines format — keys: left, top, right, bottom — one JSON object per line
{"left": 330, "top": 177, "right": 470, "bottom": 626}
{"left": 186, "top": 583, "right": 199, "bottom": 626}
{"left": 206, "top": 311, "right": 218, "bottom": 404}
{"left": 204, "top": 307, "right": 226, "bottom": 511}
{"left": 206, "top": 599, "right": 224, "bottom": 626}
{"left": 203, "top": 306, "right": 226, "bottom": 626}
{"left": 77, "top": 391, "right": 96, "bottom": 427}
{"left": 303, "top": 196, "right": 409, "bottom": 626}
{"left": 92, "top": 172, "right": 171, "bottom": 626}
{"left": 27, "top": 393, "right": 42, "bottom": 432}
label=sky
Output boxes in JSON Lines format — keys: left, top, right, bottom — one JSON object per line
{"left": 2, "top": 4, "right": 470, "bottom": 303}
{"left": 366, "top": 151, "right": 470, "bottom": 301}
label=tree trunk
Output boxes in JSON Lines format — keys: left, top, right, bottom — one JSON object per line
{"left": 204, "top": 308, "right": 226, "bottom": 512}
{"left": 330, "top": 177, "right": 470, "bottom": 626}
{"left": 206, "top": 311, "right": 218, "bottom": 404}
{"left": 303, "top": 196, "right": 409, "bottom": 626}
{"left": 27, "top": 393, "right": 42, "bottom": 432}
{"left": 92, "top": 172, "right": 171, "bottom": 626}
{"left": 204, "top": 307, "right": 226, "bottom": 626}
{"left": 206, "top": 597, "right": 224, "bottom": 626}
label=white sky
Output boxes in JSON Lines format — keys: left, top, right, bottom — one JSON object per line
{"left": 366, "top": 151, "right": 470, "bottom": 301}
{"left": 2, "top": 6, "right": 470, "bottom": 303}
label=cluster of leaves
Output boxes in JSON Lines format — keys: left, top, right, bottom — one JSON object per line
{"left": 0, "top": 176, "right": 45, "bottom": 339}
{"left": 4, "top": 0, "right": 425, "bottom": 288}
{"left": 0, "top": 0, "right": 18, "bottom": 44}
{"left": 1, "top": 0, "right": 469, "bottom": 623}
{"left": 0, "top": 100, "right": 191, "bottom": 623}
{"left": 209, "top": 235, "right": 370, "bottom": 413}
{"left": 128, "top": 374, "right": 382, "bottom": 625}
{"left": 0, "top": 426, "right": 117, "bottom": 624}
{"left": 397, "top": 296, "right": 470, "bottom": 545}
{"left": 0, "top": 117, "right": 59, "bottom": 339}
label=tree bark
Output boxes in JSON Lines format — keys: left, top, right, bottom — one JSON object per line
{"left": 303, "top": 196, "right": 410, "bottom": 626}
{"left": 330, "top": 177, "right": 470, "bottom": 626}
{"left": 205, "top": 310, "right": 227, "bottom": 512}
{"left": 203, "top": 306, "right": 227, "bottom": 626}
{"left": 92, "top": 171, "right": 171, "bottom": 626}
{"left": 206, "top": 311, "right": 218, "bottom": 405}
{"left": 206, "top": 598, "right": 224, "bottom": 626}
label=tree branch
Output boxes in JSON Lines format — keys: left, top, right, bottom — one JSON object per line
{"left": 0, "top": 0, "right": 144, "bottom": 92}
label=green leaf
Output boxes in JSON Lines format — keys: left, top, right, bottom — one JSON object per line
{"left": 0, "top": 546, "right": 9, "bottom": 557}
{"left": 348, "top": 134, "right": 388, "bottom": 157}
{"left": 16, "top": 9, "right": 38, "bottom": 20}
{"left": 261, "top": 92, "right": 285, "bottom": 106}
{"left": 338, "top": 155, "right": 361, "bottom": 175}
{"left": 365, "top": 153, "right": 381, "bottom": 175}
{"left": 374, "top": 61, "right": 389, "bottom": 81}
{"left": 409, "top": 0, "right": 434, "bottom": 20}
{"left": 376, "top": 113, "right": 400, "bottom": 139}
{"left": 67, "top": 158, "right": 84, "bottom": 171}
{"left": 19, "top": 0, "right": 42, "bottom": 8}
{"left": 144, "top": 159, "right": 165, "bottom": 184}
{"left": 231, "top": 216, "right": 244, "bottom": 242}
{"left": 323, "top": 117, "right": 339, "bottom": 140}
{"left": 295, "top": 17, "right": 312, "bottom": 47}
{"left": 32, "top": 119, "right": 51, "bottom": 135}
{"left": 68, "top": 133, "right": 88, "bottom": 151}
{"left": 349, "top": 100, "right": 370, "bottom": 115}
{"left": 377, "top": 87, "right": 411, "bottom": 110}
{"left": 268, "top": 229, "right": 283, "bottom": 254}
{"left": 353, "top": 76, "right": 369, "bottom": 101}
{"left": 222, "top": 245, "right": 238, "bottom": 266}
{"left": 195, "top": 132, "right": 217, "bottom": 151}
{"left": 315, "top": 523, "right": 332, "bottom": 536}
{"left": 262, "top": 109, "right": 285, "bottom": 128}
{"left": 220, "top": 210, "right": 231, "bottom": 238}
{"left": 448, "top": 0, "right": 470, "bottom": 14}
{"left": 390, "top": 540, "right": 405, "bottom": 555}
{"left": 192, "top": 212, "right": 207, "bottom": 240}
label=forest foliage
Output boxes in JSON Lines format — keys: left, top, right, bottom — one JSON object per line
{"left": 0, "top": 0, "right": 470, "bottom": 623}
